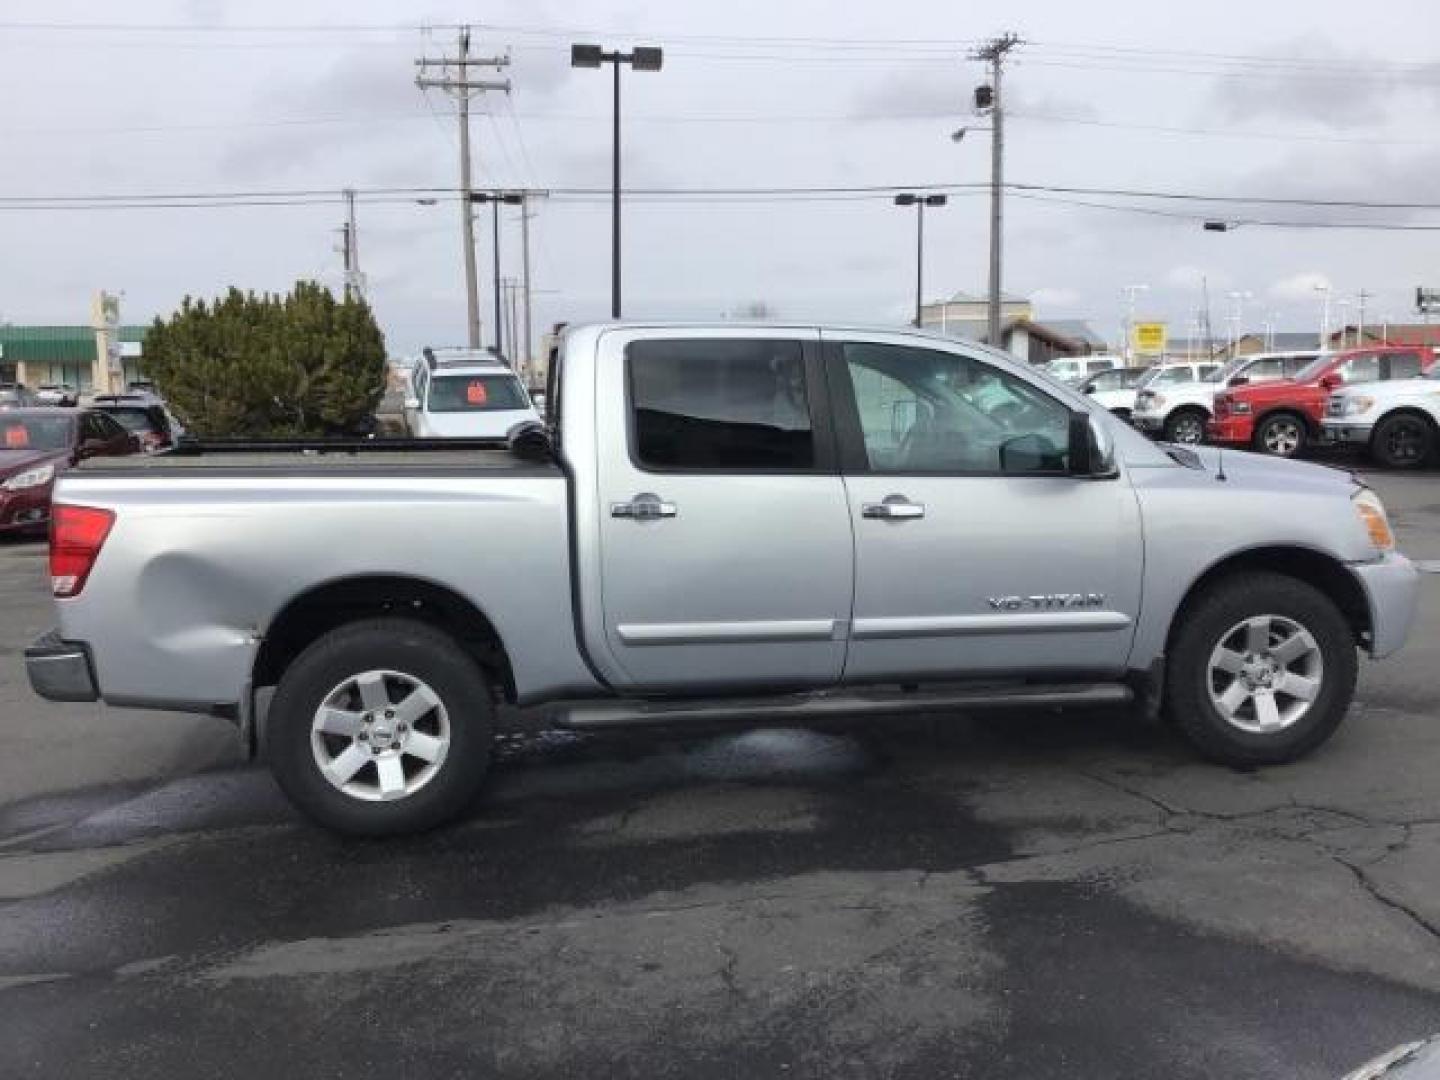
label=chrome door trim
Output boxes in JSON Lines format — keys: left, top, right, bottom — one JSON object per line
{"left": 616, "top": 618, "right": 842, "bottom": 646}
{"left": 852, "top": 611, "right": 1133, "bottom": 639}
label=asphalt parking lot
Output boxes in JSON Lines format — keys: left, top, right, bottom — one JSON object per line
{"left": 2, "top": 467, "right": 1440, "bottom": 1079}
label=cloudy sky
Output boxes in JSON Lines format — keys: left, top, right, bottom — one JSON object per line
{"left": 1, "top": 0, "right": 1437, "bottom": 356}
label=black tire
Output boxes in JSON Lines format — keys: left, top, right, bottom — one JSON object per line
{"left": 267, "top": 618, "right": 494, "bottom": 836}
{"left": 1370, "top": 412, "right": 1434, "bottom": 470}
{"left": 1165, "top": 572, "right": 1356, "bottom": 767}
{"left": 1163, "top": 408, "right": 1207, "bottom": 445}
{"left": 1252, "top": 412, "right": 1307, "bottom": 458}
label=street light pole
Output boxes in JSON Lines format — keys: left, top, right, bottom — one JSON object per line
{"left": 1121, "top": 284, "right": 1148, "bottom": 362}
{"left": 1315, "top": 283, "right": 1332, "bottom": 349}
{"left": 894, "top": 193, "right": 948, "bottom": 328}
{"left": 572, "top": 43, "right": 664, "bottom": 319}
{"left": 468, "top": 191, "right": 525, "bottom": 358}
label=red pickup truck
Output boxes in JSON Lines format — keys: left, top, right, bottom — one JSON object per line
{"left": 1209, "top": 346, "right": 1433, "bottom": 458}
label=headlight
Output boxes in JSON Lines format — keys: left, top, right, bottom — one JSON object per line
{"left": 1353, "top": 487, "right": 1395, "bottom": 552}
{"left": 1, "top": 464, "right": 55, "bottom": 492}
{"left": 1341, "top": 395, "right": 1375, "bottom": 417}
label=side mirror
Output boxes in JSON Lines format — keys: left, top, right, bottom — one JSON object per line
{"left": 1069, "top": 412, "right": 1118, "bottom": 478}
{"left": 506, "top": 420, "right": 554, "bottom": 462}
{"left": 1227, "top": 375, "right": 1250, "bottom": 387}
{"left": 1319, "top": 374, "right": 1341, "bottom": 390}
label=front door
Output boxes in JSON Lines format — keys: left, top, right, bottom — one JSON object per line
{"left": 825, "top": 334, "right": 1143, "bottom": 682}
{"left": 592, "top": 329, "right": 853, "bottom": 692}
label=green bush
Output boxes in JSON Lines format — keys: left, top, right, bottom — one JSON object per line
{"left": 143, "top": 281, "right": 387, "bottom": 437}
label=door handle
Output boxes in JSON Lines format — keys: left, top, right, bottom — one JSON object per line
{"left": 611, "top": 493, "right": 678, "bottom": 520}
{"left": 862, "top": 495, "right": 925, "bottom": 520}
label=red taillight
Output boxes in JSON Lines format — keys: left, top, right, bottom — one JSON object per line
{"left": 50, "top": 505, "right": 115, "bottom": 598}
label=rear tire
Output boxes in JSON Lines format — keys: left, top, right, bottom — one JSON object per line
{"left": 1252, "top": 413, "right": 1307, "bottom": 458}
{"left": 1163, "top": 408, "right": 1207, "bottom": 444}
{"left": 1370, "top": 412, "right": 1434, "bottom": 470}
{"left": 1165, "top": 573, "right": 1356, "bottom": 767}
{"left": 267, "top": 618, "right": 494, "bottom": 836}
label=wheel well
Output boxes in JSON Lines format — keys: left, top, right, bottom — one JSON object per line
{"left": 1375, "top": 408, "right": 1439, "bottom": 436}
{"left": 1168, "top": 548, "right": 1372, "bottom": 652}
{"left": 252, "top": 576, "right": 516, "bottom": 703}
{"left": 1170, "top": 404, "right": 1210, "bottom": 418}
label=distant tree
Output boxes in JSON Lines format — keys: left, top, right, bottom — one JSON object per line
{"left": 143, "top": 281, "right": 387, "bottom": 437}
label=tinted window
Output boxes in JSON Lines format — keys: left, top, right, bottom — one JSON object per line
{"left": 1387, "top": 352, "right": 1423, "bottom": 380}
{"left": 104, "top": 408, "right": 159, "bottom": 434}
{"left": 427, "top": 374, "right": 528, "bottom": 413}
{"left": 841, "top": 344, "right": 1070, "bottom": 474}
{"left": 628, "top": 339, "right": 814, "bottom": 470}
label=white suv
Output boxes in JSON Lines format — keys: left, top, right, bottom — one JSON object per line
{"left": 404, "top": 361, "right": 540, "bottom": 438}
{"left": 1043, "top": 355, "right": 1125, "bottom": 385}
{"left": 1133, "top": 351, "right": 1318, "bottom": 444}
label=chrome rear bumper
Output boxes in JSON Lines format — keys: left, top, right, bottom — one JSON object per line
{"left": 26, "top": 631, "right": 99, "bottom": 703}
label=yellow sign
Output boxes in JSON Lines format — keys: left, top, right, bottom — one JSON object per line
{"left": 1132, "top": 321, "right": 1167, "bottom": 356}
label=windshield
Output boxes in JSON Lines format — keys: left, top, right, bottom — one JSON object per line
{"left": 1, "top": 415, "right": 73, "bottom": 451}
{"left": 427, "top": 373, "right": 530, "bottom": 413}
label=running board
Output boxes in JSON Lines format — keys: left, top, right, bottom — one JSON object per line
{"left": 556, "top": 682, "right": 1132, "bottom": 731}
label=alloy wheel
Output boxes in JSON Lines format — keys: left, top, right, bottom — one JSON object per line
{"left": 310, "top": 669, "right": 451, "bottom": 802}
{"left": 1262, "top": 418, "right": 1302, "bottom": 456}
{"left": 1206, "top": 615, "right": 1323, "bottom": 734}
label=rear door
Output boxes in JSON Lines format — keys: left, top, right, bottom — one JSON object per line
{"left": 824, "top": 332, "right": 1142, "bottom": 682}
{"left": 591, "top": 329, "right": 854, "bottom": 692}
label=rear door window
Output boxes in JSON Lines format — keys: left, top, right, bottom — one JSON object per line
{"left": 1384, "top": 352, "right": 1424, "bottom": 380}
{"left": 1338, "top": 353, "right": 1382, "bottom": 383}
{"left": 627, "top": 338, "right": 815, "bottom": 471}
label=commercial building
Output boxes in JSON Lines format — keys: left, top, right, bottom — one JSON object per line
{"left": 0, "top": 324, "right": 147, "bottom": 393}
{"left": 918, "top": 290, "right": 1108, "bottom": 365}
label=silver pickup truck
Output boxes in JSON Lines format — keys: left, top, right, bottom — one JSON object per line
{"left": 26, "top": 324, "right": 1421, "bottom": 835}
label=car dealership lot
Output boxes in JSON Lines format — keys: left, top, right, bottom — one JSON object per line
{"left": 2, "top": 468, "right": 1439, "bottom": 1078}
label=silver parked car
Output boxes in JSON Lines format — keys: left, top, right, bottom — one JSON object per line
{"left": 26, "top": 323, "right": 1420, "bottom": 835}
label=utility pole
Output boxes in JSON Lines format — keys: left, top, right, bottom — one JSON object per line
{"left": 520, "top": 198, "right": 535, "bottom": 378}
{"left": 417, "top": 27, "right": 511, "bottom": 349}
{"left": 340, "top": 187, "right": 363, "bottom": 301}
{"left": 1202, "top": 276, "right": 1215, "bottom": 360}
{"left": 971, "top": 33, "right": 1021, "bottom": 346}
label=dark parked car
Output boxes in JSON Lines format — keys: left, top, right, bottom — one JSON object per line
{"left": 0, "top": 408, "right": 137, "bottom": 535}
{"left": 92, "top": 394, "right": 177, "bottom": 454}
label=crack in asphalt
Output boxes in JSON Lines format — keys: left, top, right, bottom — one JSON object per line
{"left": 1330, "top": 852, "right": 1440, "bottom": 945}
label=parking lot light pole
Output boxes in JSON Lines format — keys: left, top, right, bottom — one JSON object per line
{"left": 894, "top": 193, "right": 948, "bottom": 328}
{"left": 469, "top": 192, "right": 524, "bottom": 357}
{"left": 571, "top": 43, "right": 664, "bottom": 319}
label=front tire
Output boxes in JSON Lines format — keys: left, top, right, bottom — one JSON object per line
{"left": 267, "top": 618, "right": 494, "bottom": 836}
{"left": 1163, "top": 408, "right": 1207, "bottom": 445}
{"left": 1253, "top": 413, "right": 1307, "bottom": 458}
{"left": 1165, "top": 573, "right": 1356, "bottom": 767}
{"left": 1370, "top": 413, "right": 1434, "bottom": 470}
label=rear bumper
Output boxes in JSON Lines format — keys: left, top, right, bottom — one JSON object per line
{"left": 1322, "top": 421, "right": 1373, "bottom": 446}
{"left": 25, "top": 631, "right": 99, "bottom": 702}
{"left": 1348, "top": 554, "right": 1421, "bottom": 659}
{"left": 1206, "top": 416, "right": 1253, "bottom": 446}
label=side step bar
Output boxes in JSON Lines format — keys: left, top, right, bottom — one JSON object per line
{"left": 556, "top": 682, "right": 1132, "bottom": 731}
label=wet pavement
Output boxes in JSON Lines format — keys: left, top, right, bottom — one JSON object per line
{"left": 2, "top": 469, "right": 1440, "bottom": 1078}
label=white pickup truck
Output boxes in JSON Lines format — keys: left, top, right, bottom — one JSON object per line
{"left": 25, "top": 323, "right": 1420, "bottom": 835}
{"left": 1324, "top": 367, "right": 1440, "bottom": 468}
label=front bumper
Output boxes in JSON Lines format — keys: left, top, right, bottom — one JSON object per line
{"left": 25, "top": 631, "right": 99, "bottom": 702}
{"left": 0, "top": 486, "right": 53, "bottom": 532}
{"left": 1206, "top": 415, "right": 1252, "bottom": 446}
{"left": 1132, "top": 413, "right": 1164, "bottom": 434}
{"left": 1322, "top": 421, "right": 1374, "bottom": 446}
{"left": 1349, "top": 554, "right": 1421, "bottom": 659}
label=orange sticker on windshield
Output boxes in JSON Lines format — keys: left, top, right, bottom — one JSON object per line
{"left": 4, "top": 426, "right": 29, "bottom": 448}
{"left": 466, "top": 381, "right": 489, "bottom": 405}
